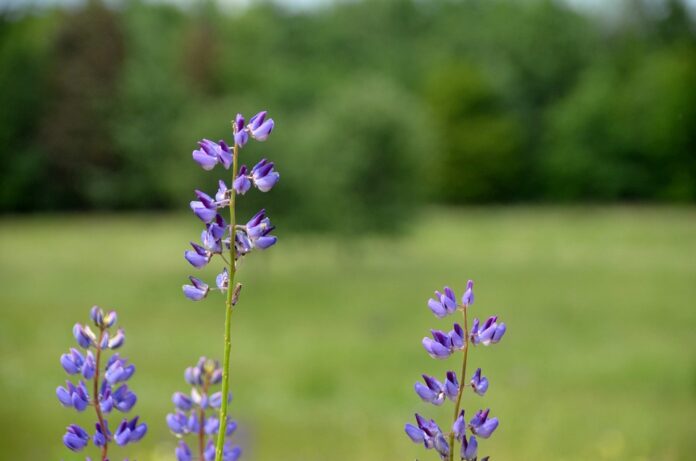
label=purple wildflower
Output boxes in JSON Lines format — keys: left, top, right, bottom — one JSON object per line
{"left": 406, "top": 281, "right": 506, "bottom": 460}
{"left": 428, "top": 286, "right": 458, "bottom": 318}
{"left": 57, "top": 306, "right": 146, "bottom": 457}
{"left": 167, "top": 358, "right": 241, "bottom": 461}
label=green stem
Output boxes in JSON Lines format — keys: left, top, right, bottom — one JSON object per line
{"left": 215, "top": 141, "right": 239, "bottom": 461}
{"left": 93, "top": 327, "right": 109, "bottom": 461}
{"left": 449, "top": 306, "right": 470, "bottom": 461}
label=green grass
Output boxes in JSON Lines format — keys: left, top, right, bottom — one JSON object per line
{"left": 1, "top": 207, "right": 695, "bottom": 461}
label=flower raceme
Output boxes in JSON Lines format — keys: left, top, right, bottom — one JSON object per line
{"left": 166, "top": 358, "right": 241, "bottom": 461}
{"left": 57, "top": 306, "right": 146, "bottom": 459}
{"left": 405, "top": 281, "right": 504, "bottom": 461}
{"left": 184, "top": 111, "right": 278, "bottom": 461}
{"left": 183, "top": 112, "right": 278, "bottom": 303}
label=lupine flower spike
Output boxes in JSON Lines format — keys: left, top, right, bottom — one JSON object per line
{"left": 405, "top": 281, "right": 505, "bottom": 460}
{"left": 57, "top": 306, "right": 147, "bottom": 459}
{"left": 167, "top": 357, "right": 242, "bottom": 461}
{"left": 185, "top": 111, "right": 277, "bottom": 461}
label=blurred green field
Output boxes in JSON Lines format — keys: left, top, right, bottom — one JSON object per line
{"left": 0, "top": 207, "right": 695, "bottom": 461}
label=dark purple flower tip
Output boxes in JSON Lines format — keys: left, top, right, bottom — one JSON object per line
{"left": 405, "top": 423, "right": 425, "bottom": 443}
{"left": 73, "top": 323, "right": 94, "bottom": 349}
{"left": 462, "top": 279, "right": 475, "bottom": 306}
{"left": 60, "top": 348, "right": 84, "bottom": 374}
{"left": 470, "top": 368, "right": 489, "bottom": 396}
{"left": 445, "top": 371, "right": 459, "bottom": 401}
{"left": 218, "top": 140, "right": 232, "bottom": 169}
{"left": 246, "top": 208, "right": 266, "bottom": 228}
{"left": 250, "top": 118, "right": 274, "bottom": 141}
{"left": 114, "top": 417, "right": 146, "bottom": 445}
{"left": 469, "top": 409, "right": 499, "bottom": 439}
{"left": 450, "top": 323, "right": 465, "bottom": 349}
{"left": 82, "top": 352, "right": 95, "bottom": 379}
{"left": 108, "top": 328, "right": 125, "bottom": 349}
{"left": 471, "top": 316, "right": 506, "bottom": 346}
{"left": 233, "top": 166, "right": 252, "bottom": 195}
{"left": 185, "top": 243, "right": 210, "bottom": 269}
{"left": 251, "top": 159, "right": 280, "bottom": 192}
{"left": 69, "top": 380, "right": 90, "bottom": 411}
{"left": 247, "top": 111, "right": 267, "bottom": 130}
{"left": 63, "top": 424, "right": 89, "bottom": 451}
{"left": 176, "top": 440, "right": 192, "bottom": 461}
{"left": 183, "top": 276, "right": 209, "bottom": 301}
{"left": 452, "top": 410, "right": 466, "bottom": 440}
{"left": 93, "top": 421, "right": 111, "bottom": 447}
{"left": 461, "top": 435, "right": 478, "bottom": 461}
{"left": 172, "top": 392, "right": 193, "bottom": 411}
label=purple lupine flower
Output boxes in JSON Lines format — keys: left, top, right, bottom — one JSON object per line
{"left": 73, "top": 323, "right": 95, "bottom": 349}
{"left": 167, "top": 358, "right": 242, "bottom": 461}
{"left": 192, "top": 140, "right": 219, "bottom": 170}
{"left": 250, "top": 159, "right": 280, "bottom": 192}
{"left": 60, "top": 348, "right": 84, "bottom": 374}
{"left": 406, "top": 280, "right": 506, "bottom": 460}
{"left": 469, "top": 408, "right": 499, "bottom": 439}
{"left": 177, "top": 440, "right": 193, "bottom": 461}
{"left": 185, "top": 242, "right": 212, "bottom": 269}
{"left": 470, "top": 368, "right": 489, "bottom": 396}
{"left": 449, "top": 322, "right": 465, "bottom": 350}
{"left": 428, "top": 286, "right": 458, "bottom": 318}
{"left": 233, "top": 165, "right": 252, "bottom": 194}
{"left": 233, "top": 114, "right": 249, "bottom": 147}
{"left": 444, "top": 371, "right": 459, "bottom": 401}
{"left": 245, "top": 209, "right": 277, "bottom": 250}
{"left": 414, "top": 374, "right": 445, "bottom": 405}
{"left": 422, "top": 329, "right": 453, "bottom": 359}
{"left": 461, "top": 435, "right": 478, "bottom": 461}
{"left": 247, "top": 111, "right": 274, "bottom": 141}
{"left": 452, "top": 410, "right": 466, "bottom": 440}
{"left": 216, "top": 268, "right": 230, "bottom": 291}
{"left": 462, "top": 279, "right": 474, "bottom": 306}
{"left": 183, "top": 276, "right": 210, "bottom": 301}
{"left": 58, "top": 307, "right": 146, "bottom": 457}
{"left": 63, "top": 424, "right": 90, "bottom": 451}
{"left": 191, "top": 190, "right": 218, "bottom": 223}
{"left": 114, "top": 416, "right": 147, "bottom": 445}
{"left": 470, "top": 316, "right": 506, "bottom": 346}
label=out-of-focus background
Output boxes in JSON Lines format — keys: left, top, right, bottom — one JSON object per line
{"left": 1, "top": 0, "right": 695, "bottom": 460}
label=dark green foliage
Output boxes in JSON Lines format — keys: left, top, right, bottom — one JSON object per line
{"left": 1, "top": 0, "right": 695, "bottom": 222}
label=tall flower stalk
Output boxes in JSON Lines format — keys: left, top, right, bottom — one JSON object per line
{"left": 406, "top": 281, "right": 506, "bottom": 461}
{"left": 57, "top": 306, "right": 147, "bottom": 459}
{"left": 183, "top": 111, "right": 277, "bottom": 461}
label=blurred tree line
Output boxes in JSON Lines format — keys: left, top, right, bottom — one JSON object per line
{"left": 1, "top": 0, "right": 695, "bottom": 231}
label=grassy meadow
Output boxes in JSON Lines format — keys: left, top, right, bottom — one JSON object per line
{"left": 0, "top": 207, "right": 694, "bottom": 460}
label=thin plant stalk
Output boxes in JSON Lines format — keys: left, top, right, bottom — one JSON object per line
{"left": 449, "top": 307, "right": 469, "bottom": 461}
{"left": 93, "top": 327, "right": 109, "bottom": 461}
{"left": 215, "top": 141, "right": 239, "bottom": 461}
